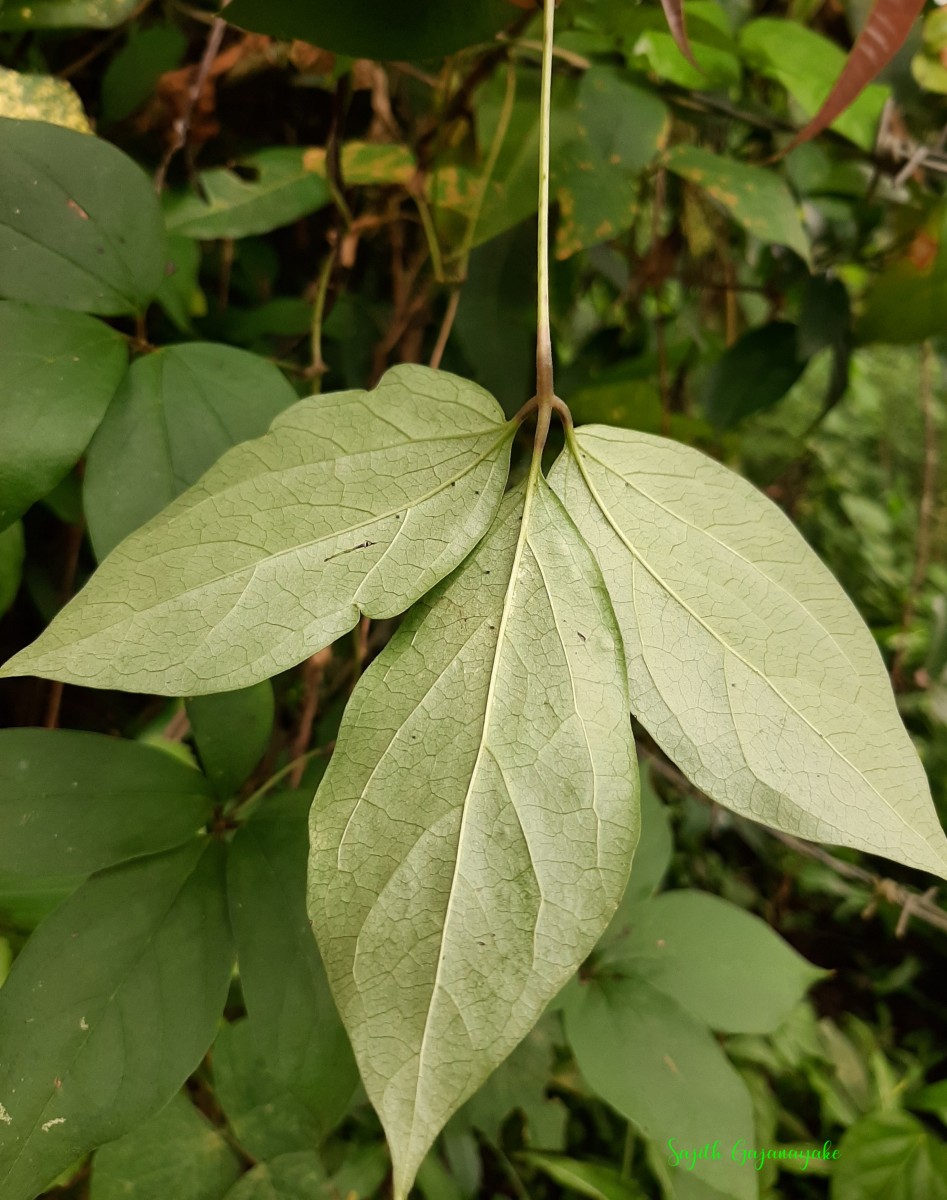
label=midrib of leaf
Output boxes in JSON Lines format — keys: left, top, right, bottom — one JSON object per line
{"left": 405, "top": 459, "right": 542, "bottom": 1162}
{"left": 35, "top": 426, "right": 514, "bottom": 644}
{"left": 566, "top": 435, "right": 928, "bottom": 850}
{"left": 0, "top": 844, "right": 210, "bottom": 1192}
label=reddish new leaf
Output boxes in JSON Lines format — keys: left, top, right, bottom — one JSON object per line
{"left": 787, "top": 0, "right": 925, "bottom": 151}
{"left": 660, "top": 0, "right": 698, "bottom": 68}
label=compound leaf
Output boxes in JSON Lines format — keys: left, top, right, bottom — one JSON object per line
{"left": 549, "top": 427, "right": 947, "bottom": 879}
{"left": 0, "top": 840, "right": 233, "bottom": 1200}
{"left": 0, "top": 118, "right": 166, "bottom": 314}
{"left": 308, "top": 475, "right": 639, "bottom": 1200}
{"left": 0, "top": 302, "right": 127, "bottom": 531}
{"left": 0, "top": 728, "right": 215, "bottom": 875}
{"left": 1, "top": 366, "right": 514, "bottom": 695}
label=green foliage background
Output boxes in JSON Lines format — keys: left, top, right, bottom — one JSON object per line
{"left": 1, "top": 1, "right": 947, "bottom": 1198}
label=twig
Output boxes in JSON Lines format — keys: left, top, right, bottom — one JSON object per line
{"left": 643, "top": 749, "right": 947, "bottom": 938}
{"left": 154, "top": 1, "right": 232, "bottom": 192}
{"left": 288, "top": 648, "right": 332, "bottom": 787}
{"left": 429, "top": 288, "right": 461, "bottom": 370}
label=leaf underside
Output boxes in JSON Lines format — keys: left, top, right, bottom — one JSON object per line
{"left": 549, "top": 426, "right": 947, "bottom": 879}
{"left": 308, "top": 475, "right": 640, "bottom": 1200}
{"left": 0, "top": 366, "right": 514, "bottom": 695}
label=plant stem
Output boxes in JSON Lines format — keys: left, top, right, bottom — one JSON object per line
{"left": 534, "top": 0, "right": 556, "bottom": 447}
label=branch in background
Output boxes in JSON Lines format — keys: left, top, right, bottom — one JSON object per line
{"left": 153, "top": 1, "right": 232, "bottom": 192}
{"left": 644, "top": 750, "right": 947, "bottom": 938}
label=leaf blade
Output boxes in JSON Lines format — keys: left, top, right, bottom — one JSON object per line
{"left": 308, "top": 475, "right": 639, "bottom": 1199}
{"left": 0, "top": 728, "right": 215, "bottom": 875}
{"left": 1, "top": 366, "right": 514, "bottom": 695}
{"left": 549, "top": 427, "right": 947, "bottom": 878}
{"left": 0, "top": 840, "right": 233, "bottom": 1200}
{"left": 0, "top": 118, "right": 167, "bottom": 315}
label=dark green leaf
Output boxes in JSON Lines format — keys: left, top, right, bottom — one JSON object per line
{"left": 0, "top": 840, "right": 234, "bottom": 1200}
{"left": 83, "top": 343, "right": 296, "bottom": 559}
{"left": 0, "top": 522, "right": 24, "bottom": 615}
{"left": 0, "top": 728, "right": 215, "bottom": 875}
{"left": 701, "top": 322, "right": 807, "bottom": 430}
{"left": 100, "top": 25, "right": 187, "bottom": 125}
{"left": 0, "top": 302, "right": 127, "bottom": 530}
{"left": 225, "top": 0, "right": 515, "bottom": 61}
{"left": 602, "top": 890, "right": 824, "bottom": 1034}
{"left": 0, "top": 118, "right": 167, "bottom": 314}
{"left": 186, "top": 682, "right": 274, "bottom": 798}
{"left": 564, "top": 976, "right": 755, "bottom": 1200}
{"left": 227, "top": 795, "right": 358, "bottom": 1142}
{"left": 90, "top": 1093, "right": 241, "bottom": 1200}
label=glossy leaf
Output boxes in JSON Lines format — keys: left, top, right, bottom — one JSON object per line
{"left": 187, "top": 682, "right": 274, "bottom": 799}
{"left": 0, "top": 67, "right": 90, "bottom": 132}
{"left": 788, "top": 0, "right": 925, "bottom": 152}
{"left": 308, "top": 477, "right": 639, "bottom": 1200}
{"left": 83, "top": 343, "right": 296, "bottom": 559}
{"left": 0, "top": 841, "right": 233, "bottom": 1200}
{"left": 740, "top": 19, "right": 888, "bottom": 151}
{"left": 225, "top": 0, "right": 515, "bottom": 61}
{"left": 600, "top": 890, "right": 824, "bottom": 1034}
{"left": 0, "top": 728, "right": 215, "bottom": 875}
{"left": 664, "top": 145, "right": 809, "bottom": 262}
{"left": 0, "top": 302, "right": 127, "bottom": 531}
{"left": 0, "top": 118, "right": 167, "bottom": 314}
{"left": 0, "top": 0, "right": 138, "bottom": 28}
{"left": 164, "top": 149, "right": 332, "bottom": 241}
{"left": 549, "top": 427, "right": 947, "bottom": 878}
{"left": 90, "top": 1093, "right": 241, "bottom": 1200}
{"left": 701, "top": 322, "right": 807, "bottom": 430}
{"left": 0, "top": 522, "right": 24, "bottom": 616}
{"left": 831, "top": 1112, "right": 947, "bottom": 1200}
{"left": 227, "top": 795, "right": 358, "bottom": 1145}
{"left": 564, "top": 975, "right": 755, "bottom": 1200}
{"left": 1, "top": 366, "right": 514, "bottom": 695}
